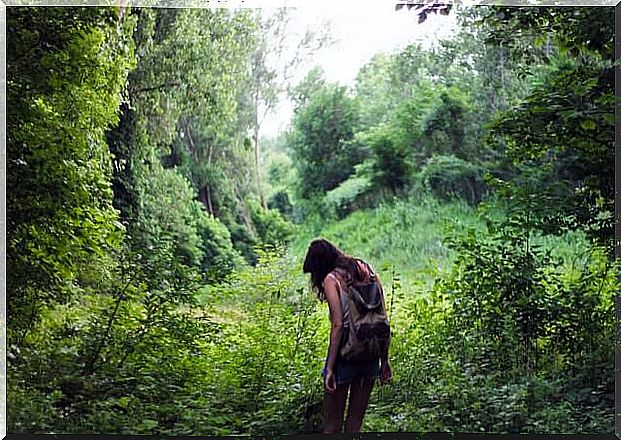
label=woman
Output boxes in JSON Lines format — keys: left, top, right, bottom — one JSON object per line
{"left": 303, "top": 238, "right": 392, "bottom": 433}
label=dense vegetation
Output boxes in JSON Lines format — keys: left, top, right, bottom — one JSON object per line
{"left": 8, "top": 5, "right": 615, "bottom": 435}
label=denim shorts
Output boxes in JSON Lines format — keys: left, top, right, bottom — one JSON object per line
{"left": 322, "top": 357, "right": 380, "bottom": 386}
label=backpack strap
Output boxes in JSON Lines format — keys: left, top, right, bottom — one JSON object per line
{"left": 355, "top": 258, "right": 376, "bottom": 282}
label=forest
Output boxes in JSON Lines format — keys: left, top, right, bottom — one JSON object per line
{"left": 7, "top": 4, "right": 616, "bottom": 435}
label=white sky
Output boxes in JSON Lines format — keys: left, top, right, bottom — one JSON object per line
{"left": 260, "top": 5, "right": 459, "bottom": 137}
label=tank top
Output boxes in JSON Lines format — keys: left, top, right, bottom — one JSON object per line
{"left": 325, "top": 270, "right": 349, "bottom": 326}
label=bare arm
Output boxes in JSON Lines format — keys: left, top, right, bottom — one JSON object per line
{"left": 324, "top": 274, "right": 343, "bottom": 373}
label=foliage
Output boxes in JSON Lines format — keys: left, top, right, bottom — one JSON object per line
{"left": 109, "top": 7, "right": 293, "bottom": 268}
{"left": 322, "top": 166, "right": 373, "bottom": 219}
{"left": 192, "top": 202, "right": 245, "bottom": 282}
{"left": 268, "top": 191, "right": 294, "bottom": 218}
{"left": 247, "top": 199, "right": 296, "bottom": 247}
{"left": 354, "top": 53, "right": 401, "bottom": 131}
{"left": 420, "top": 91, "right": 477, "bottom": 163}
{"left": 396, "top": 1, "right": 451, "bottom": 24}
{"left": 353, "top": 125, "right": 413, "bottom": 196}
{"left": 9, "top": 244, "right": 207, "bottom": 434}
{"left": 7, "top": 6, "right": 135, "bottom": 339}
{"left": 420, "top": 155, "right": 485, "bottom": 206}
{"left": 290, "top": 66, "right": 328, "bottom": 107}
{"left": 287, "top": 77, "right": 363, "bottom": 198}
{"left": 488, "top": 54, "right": 613, "bottom": 249}
{"left": 132, "top": 162, "right": 201, "bottom": 266}
{"left": 265, "top": 148, "right": 297, "bottom": 194}
{"left": 431, "top": 222, "right": 614, "bottom": 431}
{"left": 263, "top": 135, "right": 298, "bottom": 218}
{"left": 481, "top": 7, "right": 614, "bottom": 62}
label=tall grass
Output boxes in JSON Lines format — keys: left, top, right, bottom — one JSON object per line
{"left": 290, "top": 196, "right": 484, "bottom": 296}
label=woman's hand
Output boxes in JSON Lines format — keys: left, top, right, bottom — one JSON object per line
{"left": 324, "top": 368, "right": 337, "bottom": 393}
{"left": 379, "top": 360, "right": 392, "bottom": 385}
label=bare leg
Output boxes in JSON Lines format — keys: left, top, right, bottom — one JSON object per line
{"left": 344, "top": 375, "right": 375, "bottom": 433}
{"left": 322, "top": 383, "right": 350, "bottom": 433}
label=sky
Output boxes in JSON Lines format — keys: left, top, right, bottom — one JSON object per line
{"left": 260, "top": 5, "right": 459, "bottom": 137}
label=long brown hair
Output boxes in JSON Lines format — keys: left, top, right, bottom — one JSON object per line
{"left": 302, "top": 238, "right": 365, "bottom": 301}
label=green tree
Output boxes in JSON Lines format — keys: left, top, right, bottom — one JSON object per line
{"left": 246, "top": 10, "right": 331, "bottom": 208}
{"left": 108, "top": 8, "right": 258, "bottom": 272}
{"left": 288, "top": 76, "right": 363, "bottom": 199}
{"left": 7, "top": 6, "right": 135, "bottom": 340}
{"left": 354, "top": 53, "right": 399, "bottom": 131}
{"left": 355, "top": 124, "right": 413, "bottom": 196}
{"left": 484, "top": 7, "right": 614, "bottom": 249}
{"left": 420, "top": 91, "right": 475, "bottom": 162}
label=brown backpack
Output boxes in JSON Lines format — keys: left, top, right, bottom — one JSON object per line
{"left": 338, "top": 261, "right": 391, "bottom": 362}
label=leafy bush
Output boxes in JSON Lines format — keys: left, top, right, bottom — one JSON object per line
{"left": 354, "top": 125, "right": 414, "bottom": 196}
{"left": 192, "top": 201, "right": 245, "bottom": 282}
{"left": 421, "top": 91, "right": 477, "bottom": 162}
{"left": 267, "top": 191, "right": 294, "bottom": 218}
{"left": 420, "top": 155, "right": 485, "bottom": 205}
{"left": 247, "top": 198, "right": 295, "bottom": 247}
{"left": 132, "top": 164, "right": 205, "bottom": 267}
{"left": 322, "top": 164, "right": 373, "bottom": 219}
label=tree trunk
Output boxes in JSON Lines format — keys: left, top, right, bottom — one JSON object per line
{"left": 83, "top": 283, "right": 129, "bottom": 376}
{"left": 199, "top": 186, "right": 213, "bottom": 215}
{"left": 253, "top": 88, "right": 267, "bottom": 210}
{"left": 254, "top": 125, "right": 267, "bottom": 210}
{"left": 184, "top": 119, "right": 199, "bottom": 163}
{"left": 206, "top": 185, "right": 214, "bottom": 215}
{"left": 499, "top": 45, "right": 507, "bottom": 110}
{"left": 205, "top": 142, "right": 214, "bottom": 215}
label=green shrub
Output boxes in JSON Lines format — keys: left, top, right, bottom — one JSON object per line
{"left": 322, "top": 168, "right": 373, "bottom": 219}
{"left": 267, "top": 191, "right": 294, "bottom": 218}
{"left": 191, "top": 201, "right": 245, "bottom": 282}
{"left": 354, "top": 125, "right": 414, "bottom": 196}
{"left": 248, "top": 198, "right": 295, "bottom": 247}
{"left": 420, "top": 154, "right": 486, "bottom": 205}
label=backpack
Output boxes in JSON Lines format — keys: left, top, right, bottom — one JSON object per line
{"left": 338, "top": 261, "right": 391, "bottom": 362}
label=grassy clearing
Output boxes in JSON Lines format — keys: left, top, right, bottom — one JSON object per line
{"left": 290, "top": 196, "right": 485, "bottom": 296}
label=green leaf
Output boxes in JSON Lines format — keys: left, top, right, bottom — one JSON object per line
{"left": 580, "top": 118, "right": 596, "bottom": 130}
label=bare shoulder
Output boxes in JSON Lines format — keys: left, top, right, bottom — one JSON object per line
{"left": 322, "top": 270, "right": 339, "bottom": 288}
{"left": 325, "top": 269, "right": 345, "bottom": 286}
{"left": 322, "top": 272, "right": 334, "bottom": 287}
